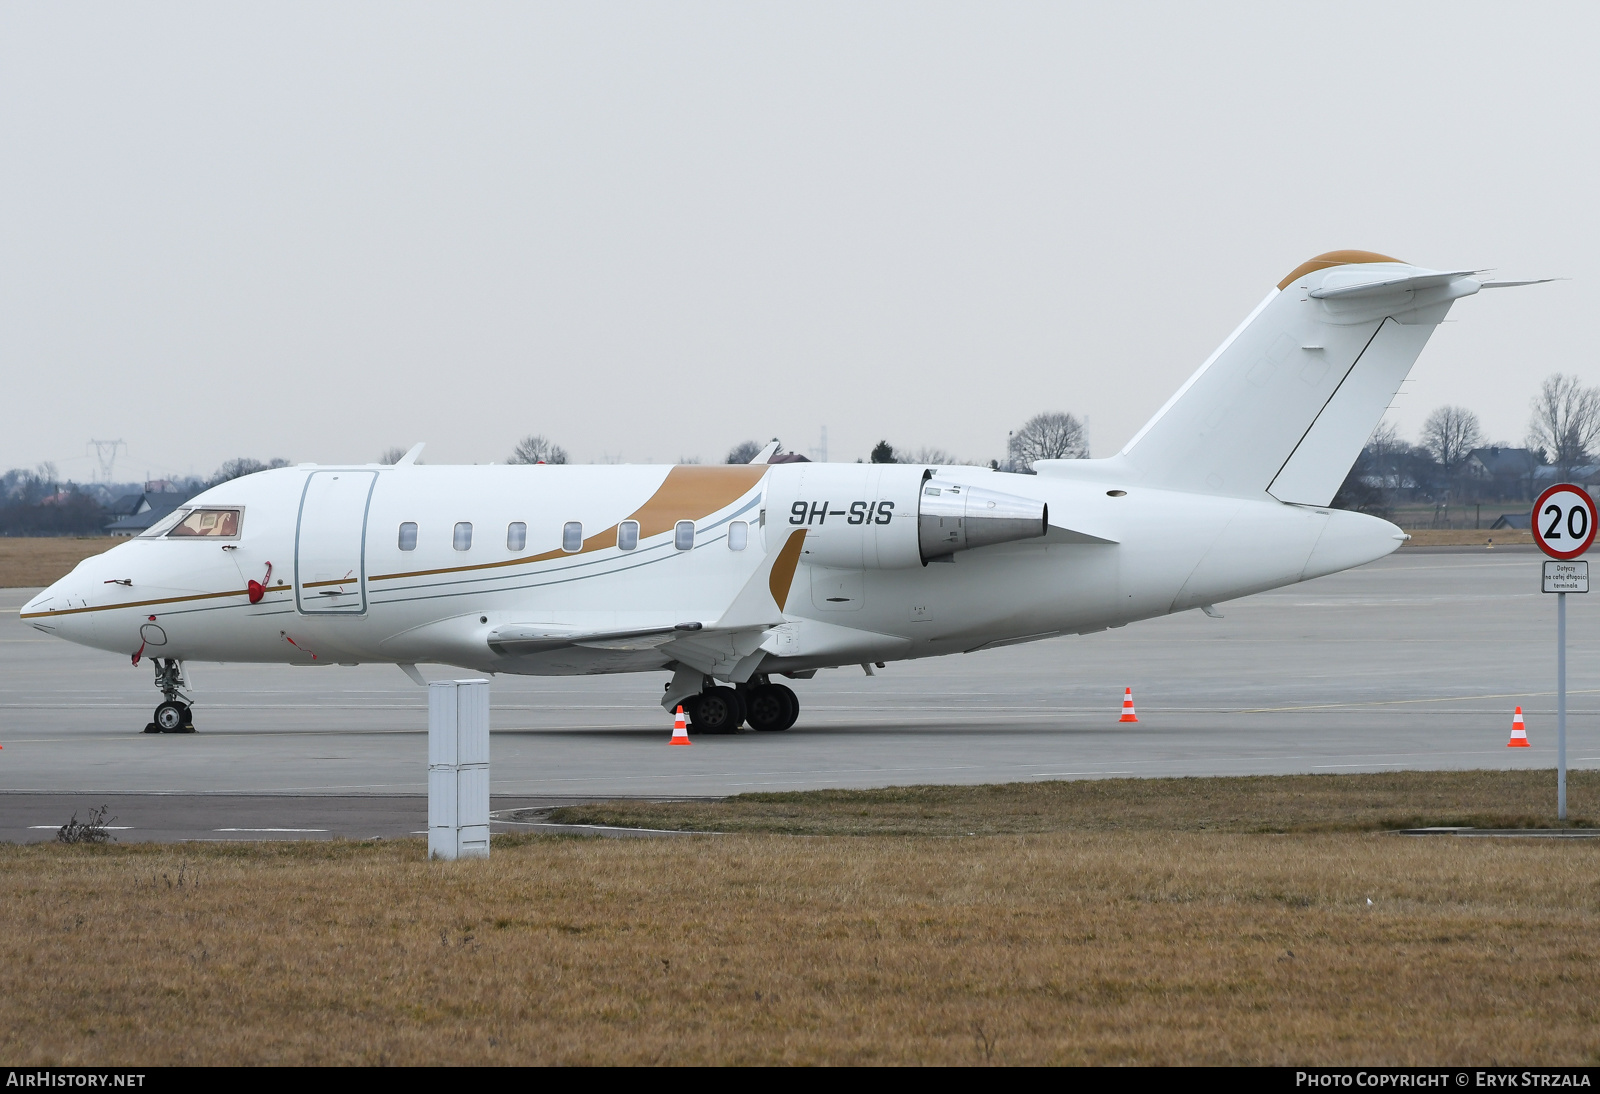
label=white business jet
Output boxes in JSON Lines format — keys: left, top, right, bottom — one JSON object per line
{"left": 22, "top": 251, "right": 1544, "bottom": 735}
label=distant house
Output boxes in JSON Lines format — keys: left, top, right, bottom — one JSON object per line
{"left": 1489, "top": 512, "right": 1531, "bottom": 530}
{"left": 105, "top": 490, "right": 196, "bottom": 537}
{"left": 104, "top": 493, "right": 147, "bottom": 520}
{"left": 1466, "top": 447, "right": 1541, "bottom": 500}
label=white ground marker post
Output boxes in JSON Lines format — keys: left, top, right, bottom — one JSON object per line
{"left": 428, "top": 679, "right": 491, "bottom": 860}
{"left": 1532, "top": 483, "right": 1596, "bottom": 822}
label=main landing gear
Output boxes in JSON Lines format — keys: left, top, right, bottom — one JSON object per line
{"left": 684, "top": 676, "right": 800, "bottom": 734}
{"left": 143, "top": 658, "right": 194, "bottom": 734}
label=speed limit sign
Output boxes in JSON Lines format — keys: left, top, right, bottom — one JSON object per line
{"left": 1533, "top": 483, "right": 1597, "bottom": 560}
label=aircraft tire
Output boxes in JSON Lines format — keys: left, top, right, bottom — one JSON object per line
{"left": 154, "top": 701, "right": 188, "bottom": 733}
{"left": 690, "top": 687, "right": 744, "bottom": 734}
{"left": 774, "top": 684, "right": 799, "bottom": 730}
{"left": 747, "top": 684, "right": 796, "bottom": 732}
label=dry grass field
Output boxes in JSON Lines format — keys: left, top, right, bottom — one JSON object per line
{"left": 0, "top": 537, "right": 115, "bottom": 587}
{"left": 4, "top": 772, "right": 1599, "bottom": 1066}
{"left": 540, "top": 769, "right": 1597, "bottom": 835}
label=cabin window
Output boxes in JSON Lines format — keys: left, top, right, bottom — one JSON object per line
{"left": 618, "top": 520, "right": 639, "bottom": 552}
{"left": 453, "top": 522, "right": 473, "bottom": 551}
{"left": 398, "top": 522, "right": 418, "bottom": 551}
{"left": 167, "top": 508, "right": 241, "bottom": 538}
{"left": 507, "top": 522, "right": 526, "bottom": 552}
{"left": 727, "top": 520, "right": 748, "bottom": 551}
{"left": 562, "top": 521, "right": 583, "bottom": 552}
{"left": 674, "top": 520, "right": 695, "bottom": 551}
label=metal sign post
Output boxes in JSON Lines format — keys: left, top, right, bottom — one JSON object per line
{"left": 1533, "top": 483, "right": 1597, "bottom": 822}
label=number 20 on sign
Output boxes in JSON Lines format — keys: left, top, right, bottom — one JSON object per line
{"left": 1533, "top": 483, "right": 1597, "bottom": 559}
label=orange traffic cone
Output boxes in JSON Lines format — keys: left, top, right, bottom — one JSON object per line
{"left": 1507, "top": 706, "right": 1529, "bottom": 748}
{"left": 1119, "top": 687, "right": 1139, "bottom": 723}
{"left": 670, "top": 705, "right": 692, "bottom": 746}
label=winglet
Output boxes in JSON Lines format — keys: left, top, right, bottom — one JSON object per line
{"left": 713, "top": 529, "right": 807, "bottom": 629}
{"left": 749, "top": 440, "right": 781, "bottom": 464}
{"left": 395, "top": 443, "right": 426, "bottom": 466}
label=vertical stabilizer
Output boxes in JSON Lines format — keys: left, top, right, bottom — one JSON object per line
{"left": 1106, "top": 252, "right": 1481, "bottom": 505}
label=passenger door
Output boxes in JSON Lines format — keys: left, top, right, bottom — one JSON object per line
{"left": 295, "top": 471, "right": 378, "bottom": 615}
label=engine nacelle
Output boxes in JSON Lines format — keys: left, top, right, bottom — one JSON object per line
{"left": 917, "top": 479, "right": 1049, "bottom": 560}
{"left": 763, "top": 464, "right": 1047, "bottom": 568}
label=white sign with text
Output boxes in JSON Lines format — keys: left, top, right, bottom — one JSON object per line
{"left": 1543, "top": 559, "right": 1589, "bottom": 594}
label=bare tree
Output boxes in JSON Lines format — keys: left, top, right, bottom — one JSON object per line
{"left": 726, "top": 440, "right": 763, "bottom": 464}
{"left": 904, "top": 446, "right": 963, "bottom": 465}
{"left": 1366, "top": 421, "right": 1402, "bottom": 464}
{"left": 1527, "top": 373, "right": 1600, "bottom": 478}
{"left": 208, "top": 457, "right": 289, "bottom": 486}
{"left": 1420, "top": 406, "right": 1484, "bottom": 478}
{"left": 1007, "top": 412, "right": 1087, "bottom": 472}
{"left": 507, "top": 435, "right": 569, "bottom": 465}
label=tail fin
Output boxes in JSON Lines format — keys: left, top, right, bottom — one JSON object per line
{"left": 1104, "top": 251, "right": 1482, "bottom": 505}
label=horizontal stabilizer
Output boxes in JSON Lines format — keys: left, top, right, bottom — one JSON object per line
{"left": 1308, "top": 269, "right": 1476, "bottom": 299}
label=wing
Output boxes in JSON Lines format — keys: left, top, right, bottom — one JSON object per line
{"left": 484, "top": 528, "right": 807, "bottom": 679}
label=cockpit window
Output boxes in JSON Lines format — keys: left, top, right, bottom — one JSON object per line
{"left": 167, "top": 508, "right": 242, "bottom": 538}
{"left": 138, "top": 509, "right": 192, "bottom": 538}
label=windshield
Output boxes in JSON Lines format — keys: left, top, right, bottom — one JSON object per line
{"left": 138, "top": 509, "right": 191, "bottom": 538}
{"left": 167, "top": 508, "right": 242, "bottom": 538}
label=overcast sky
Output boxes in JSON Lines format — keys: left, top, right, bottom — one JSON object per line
{"left": 2, "top": 2, "right": 1594, "bottom": 481}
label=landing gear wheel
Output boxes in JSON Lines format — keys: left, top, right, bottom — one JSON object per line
{"left": 747, "top": 683, "right": 798, "bottom": 732}
{"left": 774, "top": 683, "right": 799, "bottom": 730}
{"left": 145, "top": 658, "right": 195, "bottom": 734}
{"left": 688, "top": 687, "right": 745, "bottom": 734}
{"left": 153, "top": 701, "right": 192, "bottom": 734}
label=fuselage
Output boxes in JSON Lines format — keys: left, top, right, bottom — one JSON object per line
{"left": 20, "top": 460, "right": 1403, "bottom": 679}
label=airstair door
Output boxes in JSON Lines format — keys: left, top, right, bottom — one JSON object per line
{"left": 295, "top": 471, "right": 378, "bottom": 615}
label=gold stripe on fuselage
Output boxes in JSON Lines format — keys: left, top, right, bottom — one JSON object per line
{"left": 19, "top": 585, "right": 293, "bottom": 619}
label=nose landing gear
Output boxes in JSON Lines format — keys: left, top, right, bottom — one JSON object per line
{"left": 143, "top": 658, "right": 195, "bottom": 734}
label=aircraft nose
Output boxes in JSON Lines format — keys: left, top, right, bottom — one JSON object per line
{"left": 19, "top": 575, "right": 90, "bottom": 636}
{"left": 21, "top": 584, "right": 62, "bottom": 618}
